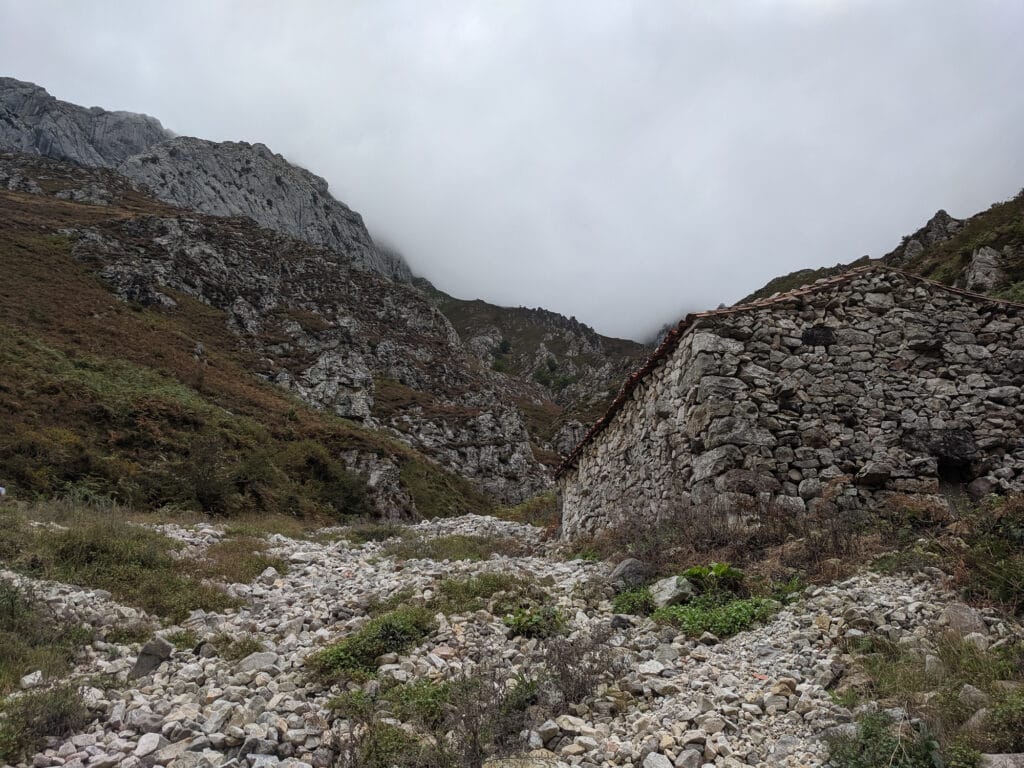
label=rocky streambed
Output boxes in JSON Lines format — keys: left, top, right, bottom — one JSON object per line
{"left": 3, "top": 514, "right": 1017, "bottom": 768}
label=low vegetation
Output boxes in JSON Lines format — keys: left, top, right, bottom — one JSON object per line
{"left": 211, "top": 633, "right": 266, "bottom": 661}
{"left": 328, "top": 663, "right": 539, "bottom": 768}
{"left": 195, "top": 536, "right": 289, "bottom": 584}
{"left": 503, "top": 604, "right": 566, "bottom": 639}
{"left": 0, "top": 686, "right": 90, "bottom": 765}
{"left": 0, "top": 582, "right": 92, "bottom": 693}
{"left": 875, "top": 493, "right": 1024, "bottom": 618}
{"left": 493, "top": 490, "right": 559, "bottom": 529}
{"left": 839, "top": 632, "right": 1024, "bottom": 764}
{"left": 0, "top": 502, "right": 237, "bottom": 622}
{"left": 307, "top": 606, "right": 436, "bottom": 683}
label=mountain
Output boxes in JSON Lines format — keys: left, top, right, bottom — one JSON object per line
{"left": 0, "top": 78, "right": 649, "bottom": 515}
{"left": 418, "top": 281, "right": 647, "bottom": 453}
{"left": 0, "top": 78, "right": 410, "bottom": 280}
{"left": 0, "top": 152, "right": 494, "bottom": 519}
{"left": 0, "top": 76, "right": 171, "bottom": 165}
{"left": 739, "top": 191, "right": 1024, "bottom": 305}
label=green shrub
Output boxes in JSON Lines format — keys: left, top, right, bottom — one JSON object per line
{"left": 652, "top": 595, "right": 775, "bottom": 638}
{"left": 682, "top": 562, "right": 746, "bottom": 596}
{"left": 985, "top": 690, "right": 1024, "bottom": 752}
{"left": 827, "top": 711, "right": 939, "bottom": 768}
{"left": 165, "top": 629, "right": 198, "bottom": 650}
{"left": 503, "top": 604, "right": 566, "bottom": 639}
{"left": 357, "top": 723, "right": 432, "bottom": 768}
{"left": 0, "top": 686, "right": 90, "bottom": 764}
{"left": 381, "top": 679, "right": 451, "bottom": 728}
{"left": 612, "top": 587, "right": 655, "bottom": 616}
{"left": 105, "top": 622, "right": 153, "bottom": 646}
{"left": 212, "top": 633, "right": 265, "bottom": 661}
{"left": 433, "top": 573, "right": 543, "bottom": 615}
{"left": 0, "top": 582, "right": 93, "bottom": 693}
{"left": 307, "top": 607, "right": 435, "bottom": 681}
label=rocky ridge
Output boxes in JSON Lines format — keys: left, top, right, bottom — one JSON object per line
{"left": 5, "top": 513, "right": 1020, "bottom": 768}
{"left": 0, "top": 77, "right": 409, "bottom": 280}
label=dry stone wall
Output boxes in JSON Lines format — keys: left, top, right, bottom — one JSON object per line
{"left": 560, "top": 270, "right": 1024, "bottom": 539}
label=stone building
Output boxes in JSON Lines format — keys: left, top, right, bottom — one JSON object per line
{"left": 556, "top": 267, "right": 1024, "bottom": 539}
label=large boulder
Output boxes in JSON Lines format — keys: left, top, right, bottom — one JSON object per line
{"left": 608, "top": 558, "right": 653, "bottom": 591}
{"left": 649, "top": 576, "right": 694, "bottom": 609}
{"left": 129, "top": 635, "right": 174, "bottom": 679}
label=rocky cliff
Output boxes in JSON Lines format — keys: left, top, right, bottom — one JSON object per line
{"left": 0, "top": 77, "right": 171, "bottom": 166}
{"left": 117, "top": 137, "right": 412, "bottom": 282}
{"left": 0, "top": 78, "right": 411, "bottom": 281}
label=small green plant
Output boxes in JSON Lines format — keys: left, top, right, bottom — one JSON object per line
{"left": 381, "top": 679, "right": 451, "bottom": 729}
{"left": 307, "top": 607, "right": 435, "bottom": 681}
{"left": 612, "top": 587, "right": 655, "bottom": 616}
{"left": 682, "top": 562, "right": 746, "bottom": 596}
{"left": 503, "top": 604, "right": 566, "bottom": 639}
{"left": 652, "top": 595, "right": 775, "bottom": 638}
{"left": 211, "top": 633, "right": 265, "bottom": 661}
{"left": 165, "top": 629, "right": 199, "bottom": 649}
{"left": 106, "top": 622, "right": 154, "bottom": 646}
{"left": 827, "top": 711, "right": 940, "bottom": 768}
{"left": 572, "top": 547, "right": 601, "bottom": 562}
{"left": 0, "top": 686, "right": 90, "bottom": 764}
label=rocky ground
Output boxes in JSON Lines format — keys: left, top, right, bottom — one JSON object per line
{"left": 4, "top": 514, "right": 1018, "bottom": 768}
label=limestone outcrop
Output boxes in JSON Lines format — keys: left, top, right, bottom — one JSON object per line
{"left": 117, "top": 137, "right": 412, "bottom": 281}
{"left": 0, "top": 77, "right": 171, "bottom": 166}
{"left": 0, "top": 77, "right": 411, "bottom": 281}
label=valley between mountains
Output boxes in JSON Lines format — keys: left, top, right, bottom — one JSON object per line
{"left": 2, "top": 77, "right": 1024, "bottom": 768}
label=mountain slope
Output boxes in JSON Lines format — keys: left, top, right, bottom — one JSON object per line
{"left": 0, "top": 77, "right": 411, "bottom": 280}
{"left": 417, "top": 281, "right": 647, "bottom": 452}
{"left": 739, "top": 190, "right": 1024, "bottom": 305}
{"left": 0, "top": 154, "right": 544, "bottom": 518}
{"left": 0, "top": 154, "right": 490, "bottom": 518}
{"left": 0, "top": 77, "right": 171, "bottom": 166}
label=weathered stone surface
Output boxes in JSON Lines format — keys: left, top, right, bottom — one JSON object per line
{"left": 0, "top": 77, "right": 170, "bottom": 166}
{"left": 560, "top": 270, "right": 1024, "bottom": 539}
{"left": 942, "top": 603, "right": 988, "bottom": 637}
{"left": 608, "top": 558, "right": 653, "bottom": 591}
{"left": 649, "top": 576, "right": 694, "bottom": 608}
{"left": 129, "top": 636, "right": 174, "bottom": 679}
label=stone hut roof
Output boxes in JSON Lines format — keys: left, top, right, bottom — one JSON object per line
{"left": 555, "top": 265, "right": 1024, "bottom": 477}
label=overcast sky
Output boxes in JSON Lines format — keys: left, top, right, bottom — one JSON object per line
{"left": 1, "top": 1, "right": 1022, "bottom": 340}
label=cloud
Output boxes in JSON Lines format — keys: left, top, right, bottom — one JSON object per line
{"left": 1, "top": 0, "right": 1022, "bottom": 339}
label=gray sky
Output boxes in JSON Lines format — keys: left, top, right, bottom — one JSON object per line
{"left": 2, "top": 1, "right": 1023, "bottom": 340}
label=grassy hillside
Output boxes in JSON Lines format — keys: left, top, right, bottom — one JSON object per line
{"left": 739, "top": 189, "right": 1024, "bottom": 306}
{"left": 0, "top": 179, "right": 492, "bottom": 520}
{"left": 889, "top": 191, "right": 1024, "bottom": 300}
